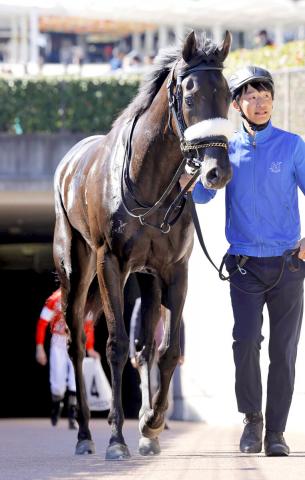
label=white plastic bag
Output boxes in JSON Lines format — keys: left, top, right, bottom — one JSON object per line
{"left": 82, "top": 358, "right": 112, "bottom": 411}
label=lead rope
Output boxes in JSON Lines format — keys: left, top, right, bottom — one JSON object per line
{"left": 188, "top": 193, "right": 298, "bottom": 295}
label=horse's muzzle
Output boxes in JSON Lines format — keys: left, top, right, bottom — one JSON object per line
{"left": 202, "top": 162, "right": 232, "bottom": 190}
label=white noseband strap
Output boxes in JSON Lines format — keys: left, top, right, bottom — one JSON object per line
{"left": 184, "top": 118, "right": 234, "bottom": 142}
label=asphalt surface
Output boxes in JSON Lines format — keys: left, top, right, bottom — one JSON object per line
{"left": 1, "top": 419, "right": 305, "bottom": 480}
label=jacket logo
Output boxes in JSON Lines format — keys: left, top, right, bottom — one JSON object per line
{"left": 269, "top": 162, "right": 282, "bottom": 173}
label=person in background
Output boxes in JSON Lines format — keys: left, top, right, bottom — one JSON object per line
{"left": 124, "top": 50, "right": 143, "bottom": 70}
{"left": 35, "top": 288, "right": 100, "bottom": 429}
{"left": 180, "top": 65, "right": 305, "bottom": 456}
{"left": 109, "top": 47, "right": 125, "bottom": 71}
{"left": 129, "top": 298, "right": 185, "bottom": 425}
{"left": 254, "top": 29, "right": 274, "bottom": 47}
{"left": 144, "top": 51, "right": 156, "bottom": 66}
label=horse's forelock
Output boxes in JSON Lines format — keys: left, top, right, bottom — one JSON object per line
{"left": 192, "top": 33, "right": 223, "bottom": 67}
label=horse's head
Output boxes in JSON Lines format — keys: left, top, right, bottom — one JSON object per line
{"left": 168, "top": 31, "right": 233, "bottom": 189}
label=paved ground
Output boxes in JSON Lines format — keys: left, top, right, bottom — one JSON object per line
{"left": 1, "top": 419, "right": 305, "bottom": 480}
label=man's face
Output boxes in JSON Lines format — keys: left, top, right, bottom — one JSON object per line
{"left": 233, "top": 84, "right": 273, "bottom": 125}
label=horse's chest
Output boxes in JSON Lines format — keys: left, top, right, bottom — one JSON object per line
{"left": 112, "top": 230, "right": 185, "bottom": 269}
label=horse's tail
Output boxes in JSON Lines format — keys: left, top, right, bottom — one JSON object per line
{"left": 53, "top": 173, "right": 73, "bottom": 284}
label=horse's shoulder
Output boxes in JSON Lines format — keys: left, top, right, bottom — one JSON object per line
{"left": 55, "top": 135, "right": 104, "bottom": 179}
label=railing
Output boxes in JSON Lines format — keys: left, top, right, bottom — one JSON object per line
{"left": 229, "top": 67, "right": 305, "bottom": 137}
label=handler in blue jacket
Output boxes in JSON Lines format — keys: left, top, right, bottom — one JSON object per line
{"left": 182, "top": 66, "right": 305, "bottom": 457}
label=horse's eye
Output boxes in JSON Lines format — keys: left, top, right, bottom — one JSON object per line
{"left": 185, "top": 96, "right": 194, "bottom": 107}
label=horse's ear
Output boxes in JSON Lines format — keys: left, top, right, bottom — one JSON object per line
{"left": 218, "top": 30, "right": 232, "bottom": 61}
{"left": 182, "top": 31, "right": 197, "bottom": 63}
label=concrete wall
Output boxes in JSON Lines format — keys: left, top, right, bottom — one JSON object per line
{"left": 0, "top": 132, "right": 85, "bottom": 191}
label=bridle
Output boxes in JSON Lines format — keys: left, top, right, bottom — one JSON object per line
{"left": 121, "top": 58, "right": 229, "bottom": 233}
{"left": 167, "top": 60, "right": 228, "bottom": 161}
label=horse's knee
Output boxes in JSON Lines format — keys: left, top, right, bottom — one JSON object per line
{"left": 106, "top": 336, "right": 129, "bottom": 365}
{"left": 69, "top": 338, "right": 86, "bottom": 361}
{"left": 159, "top": 346, "right": 180, "bottom": 370}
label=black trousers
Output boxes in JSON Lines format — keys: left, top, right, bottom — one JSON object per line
{"left": 225, "top": 254, "right": 304, "bottom": 432}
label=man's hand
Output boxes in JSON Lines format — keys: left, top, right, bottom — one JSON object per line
{"left": 36, "top": 344, "right": 47, "bottom": 366}
{"left": 179, "top": 173, "right": 196, "bottom": 192}
{"left": 87, "top": 348, "right": 101, "bottom": 360}
{"left": 296, "top": 237, "right": 305, "bottom": 260}
{"left": 178, "top": 355, "right": 185, "bottom": 366}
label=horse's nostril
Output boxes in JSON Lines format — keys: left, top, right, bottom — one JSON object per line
{"left": 206, "top": 168, "right": 219, "bottom": 184}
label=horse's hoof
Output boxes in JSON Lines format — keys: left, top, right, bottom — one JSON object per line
{"left": 139, "top": 412, "right": 165, "bottom": 439}
{"left": 75, "top": 439, "right": 96, "bottom": 455}
{"left": 139, "top": 436, "right": 161, "bottom": 456}
{"left": 105, "top": 443, "right": 131, "bottom": 460}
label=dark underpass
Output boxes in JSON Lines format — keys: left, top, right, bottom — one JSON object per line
{"left": 0, "top": 133, "right": 142, "bottom": 420}
{"left": 0, "top": 231, "right": 141, "bottom": 420}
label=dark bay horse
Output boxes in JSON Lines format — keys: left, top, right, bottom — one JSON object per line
{"left": 53, "top": 30, "right": 233, "bottom": 459}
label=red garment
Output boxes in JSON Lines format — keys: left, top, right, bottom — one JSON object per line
{"left": 83, "top": 311, "right": 94, "bottom": 350}
{"left": 36, "top": 288, "right": 95, "bottom": 350}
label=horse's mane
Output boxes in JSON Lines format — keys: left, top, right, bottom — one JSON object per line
{"left": 113, "top": 32, "right": 221, "bottom": 128}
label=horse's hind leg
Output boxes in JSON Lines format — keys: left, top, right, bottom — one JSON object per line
{"left": 151, "top": 264, "right": 188, "bottom": 431}
{"left": 137, "top": 263, "right": 187, "bottom": 451}
{"left": 96, "top": 246, "right": 130, "bottom": 460}
{"left": 54, "top": 214, "right": 96, "bottom": 455}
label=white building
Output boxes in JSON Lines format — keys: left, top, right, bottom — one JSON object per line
{"left": 0, "top": 0, "right": 304, "bottom": 66}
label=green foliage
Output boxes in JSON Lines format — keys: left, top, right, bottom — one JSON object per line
{"left": 0, "top": 39, "right": 303, "bottom": 133}
{"left": 226, "top": 40, "right": 305, "bottom": 75}
{"left": 0, "top": 76, "right": 139, "bottom": 133}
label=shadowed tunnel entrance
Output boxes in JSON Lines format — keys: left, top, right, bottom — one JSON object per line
{"left": 0, "top": 241, "right": 141, "bottom": 419}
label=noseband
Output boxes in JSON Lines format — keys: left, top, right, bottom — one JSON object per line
{"left": 121, "top": 60, "right": 230, "bottom": 233}
{"left": 167, "top": 61, "right": 228, "bottom": 169}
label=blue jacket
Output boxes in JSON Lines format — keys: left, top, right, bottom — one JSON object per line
{"left": 192, "top": 122, "right": 305, "bottom": 257}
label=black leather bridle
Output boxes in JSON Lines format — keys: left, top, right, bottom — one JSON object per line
{"left": 167, "top": 60, "right": 228, "bottom": 158}
{"left": 121, "top": 59, "right": 228, "bottom": 233}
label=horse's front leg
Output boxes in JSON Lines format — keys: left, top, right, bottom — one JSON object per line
{"left": 96, "top": 246, "right": 130, "bottom": 460}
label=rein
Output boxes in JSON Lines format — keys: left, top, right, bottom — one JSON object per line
{"left": 188, "top": 194, "right": 300, "bottom": 295}
{"left": 121, "top": 60, "right": 228, "bottom": 233}
{"left": 120, "top": 115, "right": 192, "bottom": 233}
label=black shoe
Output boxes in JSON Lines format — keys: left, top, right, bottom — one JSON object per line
{"left": 264, "top": 431, "right": 290, "bottom": 456}
{"left": 240, "top": 412, "right": 263, "bottom": 453}
{"left": 50, "top": 401, "right": 63, "bottom": 426}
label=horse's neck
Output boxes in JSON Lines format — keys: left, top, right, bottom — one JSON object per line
{"left": 130, "top": 85, "right": 181, "bottom": 199}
